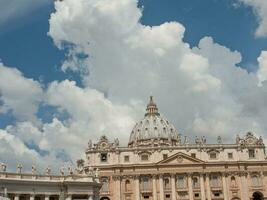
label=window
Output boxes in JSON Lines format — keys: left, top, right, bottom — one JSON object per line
{"left": 125, "top": 180, "right": 131, "bottom": 191}
{"left": 228, "top": 153, "right": 233, "bottom": 159}
{"left": 141, "top": 154, "right": 149, "bottom": 161}
{"left": 101, "top": 178, "right": 109, "bottom": 192}
{"left": 165, "top": 194, "right": 170, "bottom": 199}
{"left": 193, "top": 177, "right": 199, "bottom": 188}
{"left": 230, "top": 176, "right": 237, "bottom": 187}
{"left": 211, "top": 175, "right": 219, "bottom": 187}
{"left": 124, "top": 155, "right": 129, "bottom": 162}
{"left": 249, "top": 149, "right": 255, "bottom": 159}
{"left": 100, "top": 153, "right": 108, "bottom": 162}
{"left": 191, "top": 153, "right": 196, "bottom": 158}
{"left": 214, "top": 193, "right": 220, "bottom": 197}
{"left": 163, "top": 154, "right": 168, "bottom": 159}
{"left": 209, "top": 152, "right": 217, "bottom": 159}
{"left": 177, "top": 176, "right": 184, "bottom": 188}
{"left": 194, "top": 193, "right": 199, "bottom": 197}
{"left": 252, "top": 175, "right": 259, "bottom": 187}
{"left": 142, "top": 177, "right": 149, "bottom": 190}
{"left": 164, "top": 178, "right": 170, "bottom": 189}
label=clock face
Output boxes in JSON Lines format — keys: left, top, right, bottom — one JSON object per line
{"left": 247, "top": 138, "right": 254, "bottom": 144}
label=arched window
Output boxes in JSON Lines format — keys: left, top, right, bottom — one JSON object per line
{"left": 230, "top": 176, "right": 237, "bottom": 187}
{"left": 101, "top": 177, "right": 109, "bottom": 192}
{"left": 252, "top": 175, "right": 259, "bottom": 187}
{"left": 164, "top": 177, "right": 170, "bottom": 189}
{"left": 193, "top": 177, "right": 199, "bottom": 188}
{"left": 125, "top": 180, "right": 131, "bottom": 191}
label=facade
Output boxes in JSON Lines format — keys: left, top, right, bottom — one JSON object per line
{"left": 85, "top": 97, "right": 267, "bottom": 200}
{"left": 0, "top": 163, "right": 101, "bottom": 200}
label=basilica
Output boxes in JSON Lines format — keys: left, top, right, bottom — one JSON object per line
{"left": 85, "top": 97, "right": 267, "bottom": 200}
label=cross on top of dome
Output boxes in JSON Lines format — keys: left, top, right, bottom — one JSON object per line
{"left": 145, "top": 96, "right": 160, "bottom": 116}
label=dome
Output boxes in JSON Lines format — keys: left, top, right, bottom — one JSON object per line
{"left": 128, "top": 96, "right": 180, "bottom": 147}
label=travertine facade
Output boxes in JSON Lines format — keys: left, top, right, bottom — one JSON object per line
{"left": 0, "top": 163, "right": 101, "bottom": 200}
{"left": 85, "top": 97, "right": 267, "bottom": 200}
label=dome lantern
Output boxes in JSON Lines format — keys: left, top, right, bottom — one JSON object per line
{"left": 145, "top": 96, "right": 160, "bottom": 117}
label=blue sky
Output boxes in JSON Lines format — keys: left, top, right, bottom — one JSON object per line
{"left": 0, "top": 0, "right": 267, "bottom": 170}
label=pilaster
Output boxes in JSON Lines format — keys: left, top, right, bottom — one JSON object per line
{"left": 152, "top": 175, "right": 158, "bottom": 200}
{"left": 187, "top": 173, "right": 194, "bottom": 200}
{"left": 171, "top": 174, "right": 176, "bottom": 200}
{"left": 200, "top": 173, "right": 206, "bottom": 200}
{"left": 159, "top": 175, "right": 164, "bottom": 200}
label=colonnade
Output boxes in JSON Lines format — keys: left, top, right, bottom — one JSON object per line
{"left": 3, "top": 194, "right": 96, "bottom": 200}
{"left": 112, "top": 172, "right": 252, "bottom": 200}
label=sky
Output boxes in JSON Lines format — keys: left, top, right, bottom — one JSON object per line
{"left": 0, "top": 0, "right": 267, "bottom": 173}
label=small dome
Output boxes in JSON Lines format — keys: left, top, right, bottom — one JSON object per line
{"left": 128, "top": 96, "right": 180, "bottom": 147}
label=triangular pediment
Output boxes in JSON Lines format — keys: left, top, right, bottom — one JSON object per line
{"left": 157, "top": 152, "right": 204, "bottom": 165}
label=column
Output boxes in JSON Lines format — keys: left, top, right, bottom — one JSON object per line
{"left": 222, "top": 173, "right": 229, "bottom": 200}
{"left": 152, "top": 175, "right": 158, "bottom": 200}
{"left": 205, "top": 173, "right": 211, "bottom": 200}
{"left": 187, "top": 174, "right": 194, "bottom": 200}
{"left": 14, "top": 194, "right": 19, "bottom": 200}
{"left": 114, "top": 176, "right": 121, "bottom": 200}
{"left": 200, "top": 173, "right": 206, "bottom": 200}
{"left": 159, "top": 175, "right": 164, "bottom": 200}
{"left": 240, "top": 172, "right": 249, "bottom": 200}
{"left": 135, "top": 176, "right": 140, "bottom": 200}
{"left": 171, "top": 174, "right": 176, "bottom": 200}
{"left": 65, "top": 194, "right": 72, "bottom": 200}
{"left": 45, "top": 195, "right": 50, "bottom": 200}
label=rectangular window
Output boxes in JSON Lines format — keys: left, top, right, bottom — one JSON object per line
{"left": 141, "top": 154, "right": 149, "bottom": 161}
{"left": 211, "top": 176, "right": 219, "bottom": 187}
{"left": 210, "top": 153, "right": 217, "bottom": 159}
{"left": 228, "top": 153, "right": 233, "bottom": 159}
{"left": 214, "top": 193, "right": 220, "bottom": 197}
{"left": 124, "top": 155, "right": 129, "bottom": 162}
{"left": 249, "top": 149, "right": 255, "bottom": 159}
{"left": 177, "top": 176, "right": 184, "bottom": 188}
{"left": 163, "top": 154, "right": 168, "bottom": 159}
{"left": 100, "top": 153, "right": 108, "bottom": 162}
{"left": 191, "top": 153, "right": 196, "bottom": 158}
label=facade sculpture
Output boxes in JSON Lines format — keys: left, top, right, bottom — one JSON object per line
{"left": 84, "top": 97, "right": 267, "bottom": 200}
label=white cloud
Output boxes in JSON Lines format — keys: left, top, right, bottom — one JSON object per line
{"left": 1, "top": 0, "right": 267, "bottom": 172}
{"left": 48, "top": 0, "right": 267, "bottom": 142}
{"left": 0, "top": 64, "right": 43, "bottom": 122}
{"left": 257, "top": 51, "right": 267, "bottom": 86}
{"left": 238, "top": 0, "right": 267, "bottom": 37}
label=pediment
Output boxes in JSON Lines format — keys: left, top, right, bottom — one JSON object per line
{"left": 157, "top": 152, "right": 204, "bottom": 165}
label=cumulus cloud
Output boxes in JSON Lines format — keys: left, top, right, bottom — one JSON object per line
{"left": 48, "top": 0, "right": 267, "bottom": 140}
{"left": 0, "top": 64, "right": 43, "bottom": 122}
{"left": 1, "top": 0, "right": 267, "bottom": 172}
{"left": 238, "top": 0, "right": 267, "bottom": 37}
